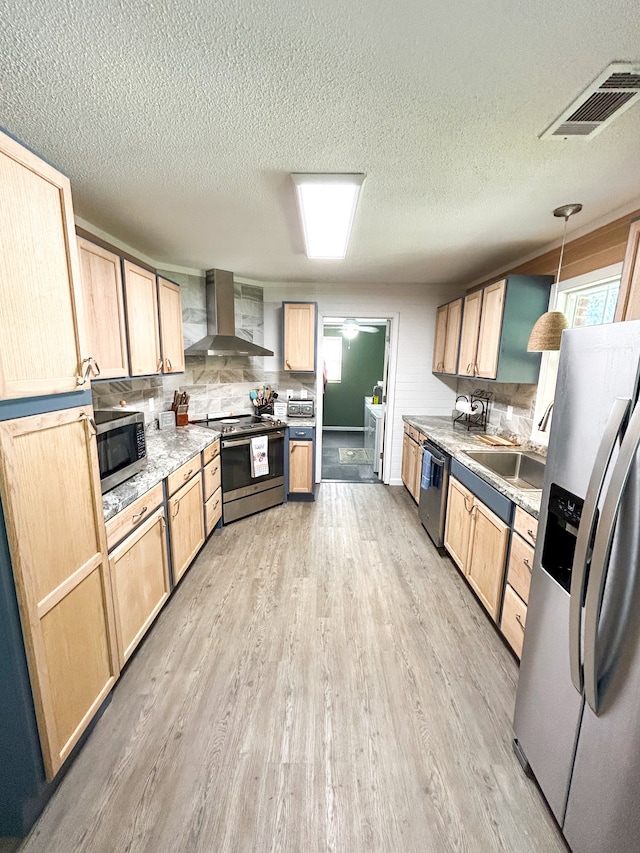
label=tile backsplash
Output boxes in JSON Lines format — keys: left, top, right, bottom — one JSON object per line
{"left": 91, "top": 272, "right": 316, "bottom": 423}
{"left": 455, "top": 378, "right": 540, "bottom": 447}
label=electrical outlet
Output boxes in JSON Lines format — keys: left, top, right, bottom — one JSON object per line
{"left": 287, "top": 389, "right": 293, "bottom": 399}
{"left": 300, "top": 389, "right": 307, "bottom": 399}
{"left": 148, "top": 398, "right": 155, "bottom": 412}
{"left": 506, "top": 405, "right": 513, "bottom": 421}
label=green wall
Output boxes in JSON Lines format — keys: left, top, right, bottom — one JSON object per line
{"left": 322, "top": 325, "right": 386, "bottom": 427}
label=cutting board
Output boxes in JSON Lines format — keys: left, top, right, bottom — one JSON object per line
{"left": 476, "top": 434, "right": 520, "bottom": 447}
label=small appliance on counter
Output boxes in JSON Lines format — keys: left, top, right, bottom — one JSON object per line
{"left": 94, "top": 410, "right": 146, "bottom": 493}
{"left": 287, "top": 398, "right": 314, "bottom": 418}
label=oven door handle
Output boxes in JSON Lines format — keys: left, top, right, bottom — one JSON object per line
{"left": 222, "top": 430, "right": 285, "bottom": 448}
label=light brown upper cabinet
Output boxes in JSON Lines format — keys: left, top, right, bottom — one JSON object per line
{"left": 77, "top": 237, "right": 129, "bottom": 379}
{"left": 458, "top": 289, "right": 483, "bottom": 378}
{"left": 123, "top": 261, "right": 162, "bottom": 376}
{"left": 475, "top": 279, "right": 506, "bottom": 379}
{"left": 157, "top": 277, "right": 185, "bottom": 373}
{"left": 614, "top": 219, "right": 640, "bottom": 322}
{"left": 0, "top": 407, "right": 119, "bottom": 779}
{"left": 283, "top": 302, "right": 317, "bottom": 372}
{"left": 437, "top": 275, "right": 553, "bottom": 383}
{"left": 432, "top": 297, "right": 463, "bottom": 375}
{"left": 0, "top": 129, "right": 95, "bottom": 399}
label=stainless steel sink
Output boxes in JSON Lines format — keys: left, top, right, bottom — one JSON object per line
{"left": 463, "top": 449, "right": 546, "bottom": 491}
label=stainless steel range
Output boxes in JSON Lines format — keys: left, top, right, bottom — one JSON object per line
{"left": 194, "top": 414, "right": 285, "bottom": 523}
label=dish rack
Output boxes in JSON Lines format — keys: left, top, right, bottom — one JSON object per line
{"left": 453, "top": 389, "right": 493, "bottom": 431}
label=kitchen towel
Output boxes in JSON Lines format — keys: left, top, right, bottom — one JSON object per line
{"left": 250, "top": 434, "right": 269, "bottom": 477}
{"left": 421, "top": 449, "right": 433, "bottom": 490}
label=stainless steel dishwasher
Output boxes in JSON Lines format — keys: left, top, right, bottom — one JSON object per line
{"left": 418, "top": 439, "right": 451, "bottom": 551}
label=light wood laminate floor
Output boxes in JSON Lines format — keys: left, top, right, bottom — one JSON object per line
{"left": 19, "top": 483, "right": 566, "bottom": 853}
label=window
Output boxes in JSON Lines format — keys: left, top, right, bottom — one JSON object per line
{"left": 323, "top": 336, "right": 342, "bottom": 382}
{"left": 559, "top": 277, "right": 620, "bottom": 328}
{"left": 532, "top": 264, "right": 622, "bottom": 444}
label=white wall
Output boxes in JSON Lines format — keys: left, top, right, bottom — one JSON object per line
{"left": 262, "top": 281, "right": 461, "bottom": 485}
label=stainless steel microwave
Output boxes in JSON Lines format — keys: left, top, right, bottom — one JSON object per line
{"left": 94, "top": 410, "right": 146, "bottom": 493}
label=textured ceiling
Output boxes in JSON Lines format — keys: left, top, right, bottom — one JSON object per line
{"left": 2, "top": 0, "right": 640, "bottom": 287}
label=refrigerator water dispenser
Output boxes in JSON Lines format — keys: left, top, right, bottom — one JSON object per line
{"left": 541, "top": 483, "right": 586, "bottom": 594}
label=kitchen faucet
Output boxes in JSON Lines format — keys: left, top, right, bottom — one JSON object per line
{"left": 538, "top": 400, "right": 554, "bottom": 432}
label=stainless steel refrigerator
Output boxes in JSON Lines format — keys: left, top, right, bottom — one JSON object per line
{"left": 513, "top": 320, "right": 640, "bottom": 853}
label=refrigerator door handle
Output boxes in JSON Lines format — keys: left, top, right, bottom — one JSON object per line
{"left": 569, "top": 397, "right": 631, "bottom": 693}
{"left": 583, "top": 398, "right": 640, "bottom": 714}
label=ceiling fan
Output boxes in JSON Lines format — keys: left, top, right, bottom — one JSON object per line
{"left": 341, "top": 318, "right": 381, "bottom": 338}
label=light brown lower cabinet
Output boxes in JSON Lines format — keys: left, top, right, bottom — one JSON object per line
{"left": 444, "top": 475, "right": 510, "bottom": 621}
{"left": 500, "top": 508, "right": 537, "bottom": 658}
{"left": 501, "top": 584, "right": 527, "bottom": 658}
{"left": 205, "top": 487, "right": 222, "bottom": 535}
{"left": 401, "top": 426, "right": 423, "bottom": 503}
{"left": 168, "top": 471, "right": 205, "bottom": 583}
{"left": 108, "top": 508, "right": 170, "bottom": 667}
{"left": 289, "top": 440, "right": 314, "bottom": 493}
{"left": 466, "top": 500, "right": 510, "bottom": 620}
{"left": 0, "top": 406, "right": 119, "bottom": 780}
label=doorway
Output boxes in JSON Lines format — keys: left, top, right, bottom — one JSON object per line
{"left": 319, "top": 317, "right": 389, "bottom": 483}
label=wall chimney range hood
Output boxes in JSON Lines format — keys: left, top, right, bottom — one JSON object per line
{"left": 184, "top": 269, "right": 273, "bottom": 357}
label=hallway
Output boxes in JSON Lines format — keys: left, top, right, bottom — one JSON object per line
{"left": 17, "top": 484, "right": 564, "bottom": 852}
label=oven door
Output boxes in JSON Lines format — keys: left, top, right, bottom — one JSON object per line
{"left": 221, "top": 430, "right": 285, "bottom": 498}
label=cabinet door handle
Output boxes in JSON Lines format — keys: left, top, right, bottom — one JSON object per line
{"left": 183, "top": 468, "right": 193, "bottom": 481}
{"left": 473, "top": 363, "right": 479, "bottom": 376}
{"left": 466, "top": 363, "right": 472, "bottom": 375}
{"left": 79, "top": 411, "right": 97, "bottom": 435}
{"left": 132, "top": 506, "right": 148, "bottom": 522}
{"left": 172, "top": 500, "right": 180, "bottom": 518}
{"left": 516, "top": 613, "right": 526, "bottom": 632}
{"left": 463, "top": 495, "right": 473, "bottom": 512}
{"left": 165, "top": 357, "right": 172, "bottom": 372}
{"left": 157, "top": 358, "right": 163, "bottom": 373}
{"left": 211, "top": 463, "right": 219, "bottom": 474}
{"left": 523, "top": 557, "right": 532, "bottom": 572}
{"left": 285, "top": 359, "right": 292, "bottom": 369}
{"left": 527, "top": 528, "right": 536, "bottom": 540}
{"left": 77, "top": 356, "right": 101, "bottom": 386}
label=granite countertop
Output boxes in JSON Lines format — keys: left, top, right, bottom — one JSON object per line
{"left": 280, "top": 417, "right": 316, "bottom": 428}
{"left": 402, "top": 415, "right": 544, "bottom": 518}
{"left": 102, "top": 424, "right": 221, "bottom": 522}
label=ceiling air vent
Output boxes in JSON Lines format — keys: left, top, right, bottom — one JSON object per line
{"left": 540, "top": 62, "right": 640, "bottom": 140}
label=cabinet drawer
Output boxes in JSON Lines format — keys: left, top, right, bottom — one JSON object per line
{"left": 507, "top": 532, "right": 534, "bottom": 604}
{"left": 203, "top": 456, "right": 222, "bottom": 502}
{"left": 202, "top": 439, "right": 220, "bottom": 467}
{"left": 501, "top": 584, "right": 527, "bottom": 659}
{"left": 105, "top": 482, "right": 164, "bottom": 550}
{"left": 289, "top": 426, "right": 314, "bottom": 440}
{"left": 405, "top": 425, "right": 419, "bottom": 442}
{"left": 167, "top": 453, "right": 200, "bottom": 496}
{"left": 205, "top": 487, "right": 222, "bottom": 535}
{"left": 514, "top": 505, "right": 538, "bottom": 547}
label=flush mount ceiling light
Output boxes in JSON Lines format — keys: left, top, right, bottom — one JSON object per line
{"left": 527, "top": 203, "right": 582, "bottom": 352}
{"left": 291, "top": 173, "right": 365, "bottom": 259}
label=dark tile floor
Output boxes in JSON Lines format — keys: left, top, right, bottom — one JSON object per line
{"left": 321, "top": 429, "right": 382, "bottom": 483}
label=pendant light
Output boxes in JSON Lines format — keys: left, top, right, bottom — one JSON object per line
{"left": 527, "top": 203, "right": 583, "bottom": 352}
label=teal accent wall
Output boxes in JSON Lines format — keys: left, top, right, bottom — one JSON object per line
{"left": 322, "top": 326, "right": 385, "bottom": 427}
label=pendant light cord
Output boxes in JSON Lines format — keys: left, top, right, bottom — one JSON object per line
{"left": 556, "top": 214, "right": 569, "bottom": 285}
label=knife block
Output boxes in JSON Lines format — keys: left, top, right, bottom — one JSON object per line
{"left": 173, "top": 404, "right": 189, "bottom": 426}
